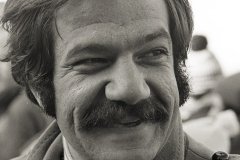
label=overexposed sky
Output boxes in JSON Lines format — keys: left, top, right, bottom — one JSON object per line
{"left": 190, "top": 0, "right": 240, "bottom": 76}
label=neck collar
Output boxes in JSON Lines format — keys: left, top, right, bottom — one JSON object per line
{"left": 63, "top": 136, "right": 74, "bottom": 160}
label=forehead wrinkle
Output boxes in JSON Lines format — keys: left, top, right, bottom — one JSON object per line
{"left": 57, "top": 0, "right": 169, "bottom": 32}
{"left": 54, "top": 22, "right": 124, "bottom": 57}
{"left": 58, "top": 17, "right": 169, "bottom": 45}
{"left": 70, "top": 16, "right": 167, "bottom": 31}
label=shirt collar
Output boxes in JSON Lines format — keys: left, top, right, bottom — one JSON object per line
{"left": 63, "top": 136, "right": 74, "bottom": 160}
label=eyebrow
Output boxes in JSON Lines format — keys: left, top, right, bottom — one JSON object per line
{"left": 65, "top": 43, "right": 115, "bottom": 62}
{"left": 144, "top": 29, "right": 171, "bottom": 45}
{"left": 65, "top": 28, "right": 171, "bottom": 60}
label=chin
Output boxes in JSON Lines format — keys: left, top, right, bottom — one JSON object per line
{"left": 73, "top": 122, "right": 165, "bottom": 160}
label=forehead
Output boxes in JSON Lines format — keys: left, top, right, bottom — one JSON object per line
{"left": 56, "top": 0, "right": 169, "bottom": 39}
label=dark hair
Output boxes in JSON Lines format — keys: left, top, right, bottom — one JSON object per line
{"left": 165, "top": 0, "right": 193, "bottom": 107}
{"left": 1, "top": 0, "right": 193, "bottom": 117}
{"left": 191, "top": 35, "right": 208, "bottom": 51}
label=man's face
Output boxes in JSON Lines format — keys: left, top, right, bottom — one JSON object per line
{"left": 53, "top": 0, "right": 179, "bottom": 159}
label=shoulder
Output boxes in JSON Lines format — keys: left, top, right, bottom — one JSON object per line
{"left": 185, "top": 134, "right": 213, "bottom": 160}
{"left": 185, "top": 134, "right": 240, "bottom": 160}
{"left": 11, "top": 121, "right": 62, "bottom": 160}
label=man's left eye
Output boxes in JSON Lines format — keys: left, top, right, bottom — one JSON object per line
{"left": 137, "top": 49, "right": 168, "bottom": 59}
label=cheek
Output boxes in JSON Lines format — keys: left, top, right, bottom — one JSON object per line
{"left": 145, "top": 67, "right": 179, "bottom": 120}
{"left": 147, "top": 68, "right": 179, "bottom": 103}
{"left": 54, "top": 73, "right": 107, "bottom": 129}
{"left": 55, "top": 76, "right": 89, "bottom": 117}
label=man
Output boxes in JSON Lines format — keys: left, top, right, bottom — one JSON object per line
{"left": 1, "top": 0, "right": 239, "bottom": 159}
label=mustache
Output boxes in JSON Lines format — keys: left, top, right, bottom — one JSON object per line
{"left": 78, "top": 96, "right": 170, "bottom": 130}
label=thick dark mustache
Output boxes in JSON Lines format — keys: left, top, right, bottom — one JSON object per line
{"left": 78, "top": 96, "right": 169, "bottom": 130}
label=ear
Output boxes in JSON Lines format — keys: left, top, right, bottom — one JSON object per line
{"left": 30, "top": 88, "right": 44, "bottom": 109}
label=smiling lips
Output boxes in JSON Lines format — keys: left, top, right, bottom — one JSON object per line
{"left": 114, "top": 116, "right": 142, "bottom": 128}
{"left": 118, "top": 120, "right": 142, "bottom": 127}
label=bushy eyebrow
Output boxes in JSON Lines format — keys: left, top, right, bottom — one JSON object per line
{"left": 65, "top": 44, "right": 115, "bottom": 62}
{"left": 144, "top": 29, "right": 171, "bottom": 45}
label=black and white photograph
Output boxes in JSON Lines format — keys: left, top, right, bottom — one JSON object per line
{"left": 0, "top": 0, "right": 240, "bottom": 159}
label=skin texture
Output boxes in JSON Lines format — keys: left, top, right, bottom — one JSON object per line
{"left": 44, "top": 0, "right": 180, "bottom": 159}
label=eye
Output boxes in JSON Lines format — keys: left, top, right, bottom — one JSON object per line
{"left": 80, "top": 58, "right": 107, "bottom": 64}
{"left": 136, "top": 48, "right": 169, "bottom": 66}
{"left": 137, "top": 48, "right": 168, "bottom": 59}
{"left": 72, "top": 58, "right": 110, "bottom": 74}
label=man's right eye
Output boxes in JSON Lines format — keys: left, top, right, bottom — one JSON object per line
{"left": 72, "top": 58, "right": 110, "bottom": 74}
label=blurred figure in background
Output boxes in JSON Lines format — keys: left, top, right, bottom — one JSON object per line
{"left": 215, "top": 72, "right": 240, "bottom": 153}
{"left": 0, "top": 61, "right": 21, "bottom": 115}
{"left": 0, "top": 31, "right": 52, "bottom": 160}
{"left": 0, "top": 24, "right": 20, "bottom": 115}
{"left": 181, "top": 35, "right": 240, "bottom": 152}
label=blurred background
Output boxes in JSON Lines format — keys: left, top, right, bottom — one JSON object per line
{"left": 189, "top": 0, "right": 240, "bottom": 76}
{"left": 0, "top": 0, "right": 240, "bottom": 159}
{"left": 184, "top": 0, "right": 240, "bottom": 155}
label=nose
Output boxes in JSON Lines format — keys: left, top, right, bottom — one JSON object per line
{"left": 105, "top": 59, "right": 150, "bottom": 105}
